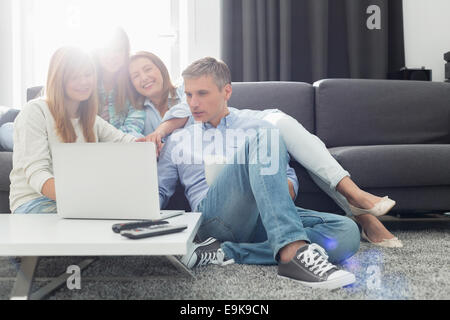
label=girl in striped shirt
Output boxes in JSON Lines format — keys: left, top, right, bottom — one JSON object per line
{"left": 93, "top": 27, "right": 145, "bottom": 137}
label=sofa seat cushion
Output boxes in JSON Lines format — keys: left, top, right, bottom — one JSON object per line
{"left": 329, "top": 144, "right": 450, "bottom": 188}
{"left": 0, "top": 152, "right": 12, "bottom": 192}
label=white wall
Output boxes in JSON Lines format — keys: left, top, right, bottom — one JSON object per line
{"left": 0, "top": 0, "right": 13, "bottom": 107}
{"left": 403, "top": 0, "right": 450, "bottom": 82}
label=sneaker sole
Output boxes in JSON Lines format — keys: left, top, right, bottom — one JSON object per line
{"left": 277, "top": 272, "right": 356, "bottom": 290}
{"left": 180, "top": 237, "right": 218, "bottom": 269}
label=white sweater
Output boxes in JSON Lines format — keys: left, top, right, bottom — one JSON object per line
{"left": 9, "top": 98, "right": 136, "bottom": 212}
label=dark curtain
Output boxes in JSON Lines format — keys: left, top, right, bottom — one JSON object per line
{"left": 222, "top": 0, "right": 405, "bottom": 83}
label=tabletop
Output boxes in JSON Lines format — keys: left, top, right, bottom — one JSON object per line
{"left": 0, "top": 213, "right": 202, "bottom": 257}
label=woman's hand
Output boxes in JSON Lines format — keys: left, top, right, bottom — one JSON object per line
{"left": 288, "top": 180, "right": 296, "bottom": 201}
{"left": 41, "top": 178, "right": 56, "bottom": 201}
{"left": 136, "top": 130, "right": 165, "bottom": 155}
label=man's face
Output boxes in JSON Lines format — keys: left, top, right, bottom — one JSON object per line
{"left": 184, "top": 75, "right": 232, "bottom": 127}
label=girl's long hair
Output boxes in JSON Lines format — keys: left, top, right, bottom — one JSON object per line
{"left": 129, "top": 51, "right": 176, "bottom": 110}
{"left": 46, "top": 46, "right": 98, "bottom": 143}
{"left": 94, "top": 27, "right": 139, "bottom": 114}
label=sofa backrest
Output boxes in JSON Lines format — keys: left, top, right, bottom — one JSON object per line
{"left": 229, "top": 81, "right": 315, "bottom": 133}
{"left": 314, "top": 79, "right": 450, "bottom": 147}
{"left": 27, "top": 86, "right": 44, "bottom": 102}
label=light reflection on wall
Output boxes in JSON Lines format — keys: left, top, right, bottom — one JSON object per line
{"left": 20, "top": 0, "right": 177, "bottom": 92}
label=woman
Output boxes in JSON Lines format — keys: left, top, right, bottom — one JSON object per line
{"left": 10, "top": 46, "right": 136, "bottom": 214}
{"left": 129, "top": 51, "right": 402, "bottom": 248}
{"left": 93, "top": 27, "right": 146, "bottom": 137}
{"left": 128, "top": 51, "right": 187, "bottom": 136}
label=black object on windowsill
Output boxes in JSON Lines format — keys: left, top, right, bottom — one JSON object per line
{"left": 388, "top": 67, "right": 432, "bottom": 81}
{"left": 444, "top": 51, "right": 450, "bottom": 62}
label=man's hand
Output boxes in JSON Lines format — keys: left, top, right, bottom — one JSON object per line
{"left": 136, "top": 130, "right": 165, "bottom": 155}
{"left": 288, "top": 180, "right": 296, "bottom": 201}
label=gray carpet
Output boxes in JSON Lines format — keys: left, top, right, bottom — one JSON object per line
{"left": 1, "top": 218, "right": 449, "bottom": 300}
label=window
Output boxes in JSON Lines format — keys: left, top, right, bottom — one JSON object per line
{"left": 14, "top": 0, "right": 183, "bottom": 105}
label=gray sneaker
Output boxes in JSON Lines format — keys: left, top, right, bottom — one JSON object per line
{"left": 180, "top": 237, "right": 235, "bottom": 269}
{"left": 278, "top": 243, "right": 356, "bottom": 290}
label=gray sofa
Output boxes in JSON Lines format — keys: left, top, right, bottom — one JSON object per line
{"left": 1, "top": 79, "right": 449, "bottom": 214}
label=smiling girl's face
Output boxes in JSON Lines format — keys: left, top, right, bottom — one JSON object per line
{"left": 129, "top": 57, "right": 164, "bottom": 100}
{"left": 64, "top": 65, "right": 95, "bottom": 103}
{"left": 98, "top": 43, "right": 127, "bottom": 75}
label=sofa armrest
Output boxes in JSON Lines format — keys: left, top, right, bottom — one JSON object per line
{"left": 0, "top": 152, "right": 13, "bottom": 192}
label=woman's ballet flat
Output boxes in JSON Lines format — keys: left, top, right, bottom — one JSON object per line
{"left": 349, "top": 196, "right": 396, "bottom": 217}
{"left": 361, "top": 229, "right": 404, "bottom": 248}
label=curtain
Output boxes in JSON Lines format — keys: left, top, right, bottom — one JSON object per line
{"left": 222, "top": 0, "right": 405, "bottom": 83}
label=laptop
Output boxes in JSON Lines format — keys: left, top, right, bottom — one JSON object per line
{"left": 52, "top": 143, "right": 184, "bottom": 220}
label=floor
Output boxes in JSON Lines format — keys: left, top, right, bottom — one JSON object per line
{"left": 0, "top": 213, "right": 449, "bottom": 300}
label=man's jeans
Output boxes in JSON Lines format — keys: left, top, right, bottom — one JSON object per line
{"left": 197, "top": 129, "right": 360, "bottom": 265}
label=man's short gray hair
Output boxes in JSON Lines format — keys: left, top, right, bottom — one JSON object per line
{"left": 182, "top": 57, "right": 231, "bottom": 90}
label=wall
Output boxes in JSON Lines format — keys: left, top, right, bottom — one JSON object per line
{"left": 403, "top": 0, "right": 450, "bottom": 81}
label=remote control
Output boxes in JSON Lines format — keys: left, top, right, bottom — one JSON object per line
{"left": 120, "top": 224, "right": 188, "bottom": 239}
{"left": 112, "top": 220, "right": 169, "bottom": 233}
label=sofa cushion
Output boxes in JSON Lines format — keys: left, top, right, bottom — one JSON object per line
{"left": 27, "top": 86, "right": 44, "bottom": 102}
{"left": 329, "top": 145, "right": 450, "bottom": 188}
{"left": 0, "top": 108, "right": 20, "bottom": 127}
{"left": 0, "top": 192, "right": 10, "bottom": 213}
{"left": 229, "top": 81, "right": 315, "bottom": 133}
{"left": 314, "top": 79, "right": 450, "bottom": 147}
{"left": 0, "top": 152, "right": 12, "bottom": 192}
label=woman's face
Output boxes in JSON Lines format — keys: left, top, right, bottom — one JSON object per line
{"left": 98, "top": 43, "right": 126, "bottom": 75}
{"left": 129, "top": 57, "right": 164, "bottom": 100}
{"left": 64, "top": 67, "right": 95, "bottom": 103}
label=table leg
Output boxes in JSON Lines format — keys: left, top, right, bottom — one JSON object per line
{"left": 29, "top": 258, "right": 96, "bottom": 300}
{"left": 165, "top": 256, "right": 195, "bottom": 279}
{"left": 10, "top": 256, "right": 39, "bottom": 300}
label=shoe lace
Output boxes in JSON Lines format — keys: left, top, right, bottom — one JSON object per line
{"left": 198, "top": 248, "right": 234, "bottom": 267}
{"left": 297, "top": 244, "right": 336, "bottom": 277}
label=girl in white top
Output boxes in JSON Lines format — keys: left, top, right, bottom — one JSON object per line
{"left": 10, "top": 47, "right": 136, "bottom": 214}
{"left": 131, "top": 54, "right": 402, "bottom": 248}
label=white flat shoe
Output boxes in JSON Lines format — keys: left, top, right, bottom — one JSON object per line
{"left": 349, "top": 196, "right": 396, "bottom": 217}
{"left": 361, "top": 229, "right": 404, "bottom": 248}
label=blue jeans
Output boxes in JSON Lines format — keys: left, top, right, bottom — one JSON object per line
{"left": 196, "top": 129, "right": 360, "bottom": 265}
{"left": 13, "top": 196, "right": 57, "bottom": 214}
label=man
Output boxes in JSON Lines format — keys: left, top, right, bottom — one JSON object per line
{"left": 157, "top": 57, "right": 360, "bottom": 290}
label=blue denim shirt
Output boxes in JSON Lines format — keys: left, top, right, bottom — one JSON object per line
{"left": 157, "top": 108, "right": 299, "bottom": 212}
{"left": 143, "top": 85, "right": 189, "bottom": 135}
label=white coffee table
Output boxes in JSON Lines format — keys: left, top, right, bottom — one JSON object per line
{"left": 0, "top": 213, "right": 202, "bottom": 300}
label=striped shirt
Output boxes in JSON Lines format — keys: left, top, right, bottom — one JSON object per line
{"left": 98, "top": 86, "right": 146, "bottom": 137}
